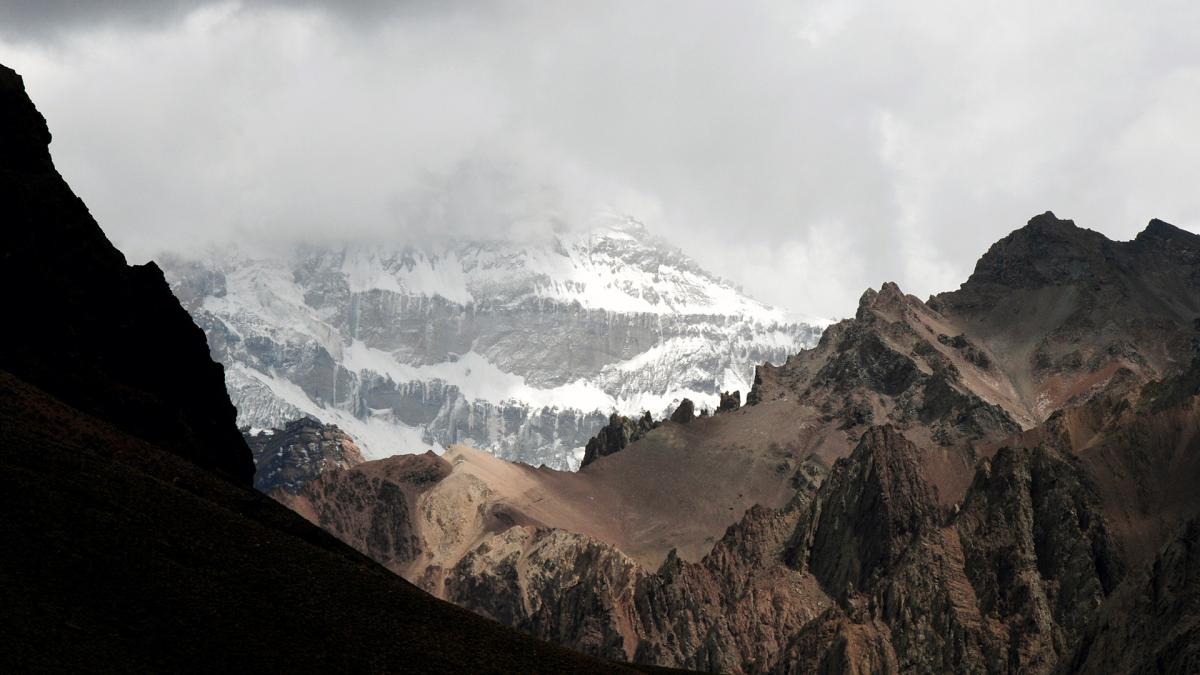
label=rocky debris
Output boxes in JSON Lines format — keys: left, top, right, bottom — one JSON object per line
{"left": 631, "top": 467, "right": 831, "bottom": 673}
{"left": 718, "top": 390, "right": 742, "bottom": 413}
{"left": 917, "top": 372, "right": 1018, "bottom": 445}
{"left": 670, "top": 398, "right": 695, "bottom": 424}
{"left": 782, "top": 424, "right": 982, "bottom": 673}
{"left": 778, "top": 609, "right": 898, "bottom": 675}
{"left": 244, "top": 417, "right": 366, "bottom": 493}
{"left": 580, "top": 411, "right": 660, "bottom": 468}
{"left": 0, "top": 64, "right": 253, "bottom": 485}
{"left": 445, "top": 527, "right": 644, "bottom": 662}
{"left": 1143, "top": 353, "right": 1200, "bottom": 413}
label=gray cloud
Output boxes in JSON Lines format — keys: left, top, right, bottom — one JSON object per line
{"left": 1, "top": 0, "right": 1198, "bottom": 317}
{"left": 0, "top": 1, "right": 203, "bottom": 39}
{"left": 0, "top": 0, "right": 472, "bottom": 40}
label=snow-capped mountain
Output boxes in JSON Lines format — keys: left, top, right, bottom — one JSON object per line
{"left": 162, "top": 216, "right": 826, "bottom": 469}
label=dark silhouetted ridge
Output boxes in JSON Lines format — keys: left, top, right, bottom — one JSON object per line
{"left": 0, "top": 63, "right": 253, "bottom": 484}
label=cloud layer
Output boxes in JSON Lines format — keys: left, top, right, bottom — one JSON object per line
{"left": 2, "top": 0, "right": 1198, "bottom": 317}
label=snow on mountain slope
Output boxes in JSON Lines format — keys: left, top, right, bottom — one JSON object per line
{"left": 163, "top": 216, "right": 827, "bottom": 469}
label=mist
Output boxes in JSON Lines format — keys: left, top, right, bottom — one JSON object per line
{"left": 2, "top": 0, "right": 1198, "bottom": 317}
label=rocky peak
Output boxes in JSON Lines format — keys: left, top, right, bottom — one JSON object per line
{"left": 1132, "top": 217, "right": 1200, "bottom": 263}
{"left": 717, "top": 390, "right": 741, "bottom": 413}
{"left": 799, "top": 425, "right": 941, "bottom": 601}
{"left": 1137, "top": 217, "right": 1194, "bottom": 242}
{"left": 855, "top": 281, "right": 917, "bottom": 324}
{"left": 669, "top": 398, "right": 695, "bottom": 424}
{"left": 941, "top": 213, "right": 1200, "bottom": 306}
{"left": 960, "top": 211, "right": 1114, "bottom": 291}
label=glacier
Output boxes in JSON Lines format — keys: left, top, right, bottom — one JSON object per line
{"left": 161, "top": 216, "right": 826, "bottom": 469}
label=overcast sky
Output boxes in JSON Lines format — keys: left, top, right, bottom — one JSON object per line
{"left": 1, "top": 0, "right": 1198, "bottom": 318}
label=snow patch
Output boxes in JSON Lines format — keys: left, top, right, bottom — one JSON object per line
{"left": 232, "top": 364, "right": 440, "bottom": 460}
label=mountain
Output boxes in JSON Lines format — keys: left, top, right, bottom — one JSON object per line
{"left": 0, "top": 61, "right": 652, "bottom": 673}
{"left": 279, "top": 213, "right": 1200, "bottom": 672}
{"left": 160, "top": 224, "right": 825, "bottom": 469}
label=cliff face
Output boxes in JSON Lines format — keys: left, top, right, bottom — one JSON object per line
{"left": 0, "top": 64, "right": 253, "bottom": 484}
{"left": 278, "top": 213, "right": 1200, "bottom": 673}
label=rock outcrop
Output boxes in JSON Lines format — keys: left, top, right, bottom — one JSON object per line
{"left": 245, "top": 417, "right": 366, "bottom": 493}
{"left": 580, "top": 411, "right": 659, "bottom": 468}
{"left": 669, "top": 398, "right": 696, "bottom": 424}
{"left": 718, "top": 390, "right": 742, "bottom": 413}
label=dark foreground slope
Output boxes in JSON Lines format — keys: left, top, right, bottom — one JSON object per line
{"left": 0, "top": 371, "right": 635, "bottom": 673}
{"left": 0, "top": 64, "right": 252, "bottom": 484}
{"left": 0, "top": 63, "right": 638, "bottom": 673}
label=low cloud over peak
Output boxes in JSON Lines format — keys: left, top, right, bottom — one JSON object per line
{"left": 2, "top": 0, "right": 1198, "bottom": 317}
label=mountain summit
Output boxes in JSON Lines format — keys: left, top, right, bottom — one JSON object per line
{"left": 161, "top": 217, "right": 825, "bottom": 468}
